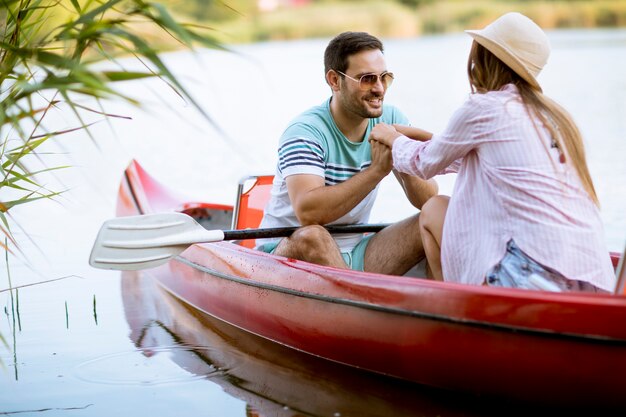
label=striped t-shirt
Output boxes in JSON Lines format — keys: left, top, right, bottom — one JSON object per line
{"left": 259, "top": 98, "right": 409, "bottom": 251}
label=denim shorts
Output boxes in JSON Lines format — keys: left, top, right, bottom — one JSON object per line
{"left": 486, "top": 240, "right": 603, "bottom": 292}
{"left": 257, "top": 233, "right": 375, "bottom": 272}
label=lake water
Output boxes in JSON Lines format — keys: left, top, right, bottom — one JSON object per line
{"left": 1, "top": 29, "right": 625, "bottom": 416}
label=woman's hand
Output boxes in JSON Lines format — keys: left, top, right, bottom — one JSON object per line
{"left": 369, "top": 123, "right": 401, "bottom": 147}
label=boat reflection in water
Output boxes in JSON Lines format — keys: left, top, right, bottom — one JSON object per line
{"left": 121, "top": 271, "right": 601, "bottom": 417}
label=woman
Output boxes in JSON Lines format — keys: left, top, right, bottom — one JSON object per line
{"left": 369, "top": 12, "right": 615, "bottom": 292}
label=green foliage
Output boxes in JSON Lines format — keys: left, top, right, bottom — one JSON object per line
{"left": 212, "top": 0, "right": 420, "bottom": 43}
{"left": 417, "top": 1, "right": 626, "bottom": 34}
{"left": 180, "top": 0, "right": 626, "bottom": 43}
{"left": 0, "top": 0, "right": 224, "bottom": 252}
{"left": 396, "top": 0, "right": 434, "bottom": 8}
{"left": 159, "top": 0, "right": 257, "bottom": 22}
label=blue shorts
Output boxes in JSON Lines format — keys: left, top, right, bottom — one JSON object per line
{"left": 486, "top": 239, "right": 603, "bottom": 292}
{"left": 257, "top": 233, "right": 375, "bottom": 272}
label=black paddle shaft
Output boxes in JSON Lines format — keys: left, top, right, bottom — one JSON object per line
{"left": 222, "top": 224, "right": 389, "bottom": 241}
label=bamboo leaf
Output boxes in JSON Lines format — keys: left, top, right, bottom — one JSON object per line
{"left": 101, "top": 71, "right": 155, "bottom": 82}
{"left": 69, "top": 102, "right": 132, "bottom": 119}
{"left": 7, "top": 136, "right": 50, "bottom": 156}
{"left": 30, "top": 122, "right": 98, "bottom": 139}
{"left": 2, "top": 101, "right": 61, "bottom": 124}
{"left": 59, "top": 0, "right": 124, "bottom": 32}
{"left": 1, "top": 191, "right": 64, "bottom": 211}
{"left": 69, "top": 0, "right": 81, "bottom": 13}
{"left": 0, "top": 217, "right": 17, "bottom": 249}
{"left": 33, "top": 50, "right": 76, "bottom": 69}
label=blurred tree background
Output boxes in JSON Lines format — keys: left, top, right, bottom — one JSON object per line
{"left": 152, "top": 0, "right": 626, "bottom": 44}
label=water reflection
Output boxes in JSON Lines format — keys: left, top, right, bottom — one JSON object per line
{"left": 118, "top": 271, "right": 601, "bottom": 417}
{"left": 5, "top": 287, "right": 20, "bottom": 381}
{"left": 75, "top": 344, "right": 222, "bottom": 385}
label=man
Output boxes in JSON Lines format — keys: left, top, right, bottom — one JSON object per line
{"left": 258, "top": 31, "right": 437, "bottom": 275}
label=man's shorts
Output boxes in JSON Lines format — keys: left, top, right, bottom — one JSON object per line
{"left": 256, "top": 233, "right": 375, "bottom": 272}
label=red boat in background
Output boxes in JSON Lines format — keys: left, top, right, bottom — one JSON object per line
{"left": 113, "top": 159, "right": 626, "bottom": 409}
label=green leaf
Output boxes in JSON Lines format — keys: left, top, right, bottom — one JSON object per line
{"left": 101, "top": 71, "right": 155, "bottom": 82}
{"left": 1, "top": 191, "right": 64, "bottom": 211}
{"left": 69, "top": 0, "right": 81, "bottom": 13}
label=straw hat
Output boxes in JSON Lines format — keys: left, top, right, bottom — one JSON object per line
{"left": 465, "top": 12, "right": 550, "bottom": 89}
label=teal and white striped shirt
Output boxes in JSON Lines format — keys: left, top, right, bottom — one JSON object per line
{"left": 259, "top": 98, "right": 409, "bottom": 251}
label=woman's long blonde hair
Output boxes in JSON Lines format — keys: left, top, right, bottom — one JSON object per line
{"left": 467, "top": 41, "right": 599, "bottom": 205}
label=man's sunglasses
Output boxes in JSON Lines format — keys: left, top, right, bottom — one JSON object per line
{"left": 336, "top": 70, "right": 394, "bottom": 91}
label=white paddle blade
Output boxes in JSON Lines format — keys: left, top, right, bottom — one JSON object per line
{"left": 89, "top": 213, "right": 224, "bottom": 271}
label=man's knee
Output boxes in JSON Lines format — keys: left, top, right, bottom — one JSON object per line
{"left": 290, "top": 225, "right": 334, "bottom": 251}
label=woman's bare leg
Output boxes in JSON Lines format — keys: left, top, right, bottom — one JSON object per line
{"left": 418, "top": 195, "right": 449, "bottom": 281}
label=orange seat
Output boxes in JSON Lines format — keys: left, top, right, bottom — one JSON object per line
{"left": 232, "top": 174, "right": 274, "bottom": 248}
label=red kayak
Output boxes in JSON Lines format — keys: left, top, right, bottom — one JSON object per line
{"left": 122, "top": 270, "right": 527, "bottom": 416}
{"left": 113, "top": 159, "right": 626, "bottom": 409}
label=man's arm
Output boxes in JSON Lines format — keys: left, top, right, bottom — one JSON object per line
{"left": 286, "top": 139, "right": 392, "bottom": 226}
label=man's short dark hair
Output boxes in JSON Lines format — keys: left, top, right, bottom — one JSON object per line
{"left": 324, "top": 32, "right": 384, "bottom": 75}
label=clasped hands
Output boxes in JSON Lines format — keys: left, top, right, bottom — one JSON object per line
{"left": 367, "top": 123, "right": 403, "bottom": 177}
{"left": 369, "top": 123, "right": 402, "bottom": 148}
{"left": 369, "top": 123, "right": 433, "bottom": 147}
{"left": 369, "top": 124, "right": 433, "bottom": 176}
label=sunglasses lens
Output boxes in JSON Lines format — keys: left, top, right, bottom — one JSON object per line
{"left": 381, "top": 72, "right": 394, "bottom": 88}
{"left": 359, "top": 74, "right": 378, "bottom": 90}
{"left": 358, "top": 73, "right": 394, "bottom": 90}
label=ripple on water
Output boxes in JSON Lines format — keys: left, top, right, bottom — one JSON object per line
{"left": 74, "top": 345, "right": 225, "bottom": 386}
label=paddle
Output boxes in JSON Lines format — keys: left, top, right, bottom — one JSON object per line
{"left": 89, "top": 212, "right": 389, "bottom": 271}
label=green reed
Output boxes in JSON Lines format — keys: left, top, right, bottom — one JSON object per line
{"left": 0, "top": 0, "right": 227, "bottom": 369}
{"left": 0, "top": 0, "right": 225, "bottom": 254}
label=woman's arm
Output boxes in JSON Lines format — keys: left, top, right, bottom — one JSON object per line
{"left": 393, "top": 125, "right": 433, "bottom": 142}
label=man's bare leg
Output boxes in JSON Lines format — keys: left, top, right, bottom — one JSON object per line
{"left": 272, "top": 225, "right": 348, "bottom": 268}
{"left": 418, "top": 195, "right": 449, "bottom": 281}
{"left": 362, "top": 214, "right": 425, "bottom": 276}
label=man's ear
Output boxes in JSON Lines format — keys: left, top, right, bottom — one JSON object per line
{"left": 326, "top": 70, "right": 341, "bottom": 92}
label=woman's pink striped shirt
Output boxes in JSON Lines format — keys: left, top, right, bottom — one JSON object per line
{"left": 391, "top": 84, "right": 615, "bottom": 291}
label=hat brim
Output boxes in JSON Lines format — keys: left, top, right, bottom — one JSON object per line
{"left": 465, "top": 30, "right": 541, "bottom": 89}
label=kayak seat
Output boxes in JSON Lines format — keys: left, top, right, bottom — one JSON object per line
{"left": 232, "top": 174, "right": 274, "bottom": 248}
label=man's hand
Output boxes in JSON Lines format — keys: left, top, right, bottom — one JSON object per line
{"left": 369, "top": 138, "right": 393, "bottom": 177}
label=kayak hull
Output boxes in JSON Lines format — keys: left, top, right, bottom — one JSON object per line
{"left": 117, "top": 160, "right": 626, "bottom": 408}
